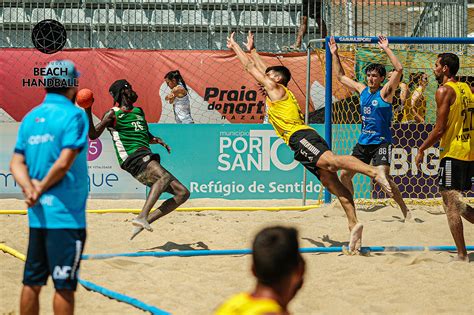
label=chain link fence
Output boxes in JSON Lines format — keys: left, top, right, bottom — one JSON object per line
{"left": 2, "top": 1, "right": 470, "bottom": 52}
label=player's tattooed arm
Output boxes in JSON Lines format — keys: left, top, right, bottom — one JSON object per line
{"left": 86, "top": 108, "right": 115, "bottom": 140}
{"left": 149, "top": 133, "right": 171, "bottom": 153}
{"left": 329, "top": 36, "right": 366, "bottom": 94}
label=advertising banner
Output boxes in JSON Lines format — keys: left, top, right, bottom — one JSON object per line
{"left": 0, "top": 48, "right": 354, "bottom": 123}
{"left": 389, "top": 123, "right": 473, "bottom": 198}
{"left": 0, "top": 123, "right": 325, "bottom": 200}
{"left": 148, "top": 124, "right": 325, "bottom": 200}
{"left": 0, "top": 123, "right": 144, "bottom": 199}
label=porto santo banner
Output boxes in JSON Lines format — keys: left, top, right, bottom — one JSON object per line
{"left": 148, "top": 124, "right": 325, "bottom": 200}
{"left": 0, "top": 48, "right": 354, "bottom": 123}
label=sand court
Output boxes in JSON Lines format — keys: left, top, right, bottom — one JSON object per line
{"left": 1, "top": 198, "right": 473, "bottom": 314}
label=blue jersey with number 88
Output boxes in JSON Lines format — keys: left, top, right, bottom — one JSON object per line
{"left": 358, "top": 87, "right": 393, "bottom": 145}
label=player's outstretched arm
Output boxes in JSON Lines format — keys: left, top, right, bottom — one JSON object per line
{"left": 329, "top": 37, "right": 365, "bottom": 94}
{"left": 227, "top": 32, "right": 284, "bottom": 101}
{"left": 244, "top": 31, "right": 267, "bottom": 74}
{"left": 148, "top": 132, "right": 171, "bottom": 153}
{"left": 379, "top": 36, "right": 403, "bottom": 98}
{"left": 415, "top": 86, "right": 453, "bottom": 167}
{"left": 85, "top": 107, "right": 114, "bottom": 140}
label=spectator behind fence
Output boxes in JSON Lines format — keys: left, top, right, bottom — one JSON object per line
{"left": 164, "top": 70, "right": 195, "bottom": 124}
{"left": 387, "top": 69, "right": 408, "bottom": 123}
{"left": 402, "top": 72, "right": 428, "bottom": 123}
{"left": 291, "top": 0, "right": 327, "bottom": 50}
{"left": 214, "top": 226, "right": 305, "bottom": 315}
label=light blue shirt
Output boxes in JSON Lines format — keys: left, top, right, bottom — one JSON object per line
{"left": 358, "top": 87, "right": 393, "bottom": 145}
{"left": 14, "top": 93, "right": 89, "bottom": 229}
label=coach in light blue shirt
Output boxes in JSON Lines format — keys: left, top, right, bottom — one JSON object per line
{"left": 10, "top": 60, "right": 88, "bottom": 315}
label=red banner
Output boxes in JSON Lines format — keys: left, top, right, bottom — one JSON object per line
{"left": 0, "top": 48, "right": 354, "bottom": 123}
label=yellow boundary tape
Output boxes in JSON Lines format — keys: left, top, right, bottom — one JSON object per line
{"left": 0, "top": 204, "right": 322, "bottom": 215}
{"left": 0, "top": 244, "right": 26, "bottom": 261}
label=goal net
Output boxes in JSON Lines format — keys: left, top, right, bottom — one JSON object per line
{"left": 324, "top": 37, "right": 473, "bottom": 205}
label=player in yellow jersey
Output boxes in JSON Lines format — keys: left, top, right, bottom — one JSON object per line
{"left": 215, "top": 226, "right": 305, "bottom": 315}
{"left": 227, "top": 32, "right": 393, "bottom": 252}
{"left": 416, "top": 53, "right": 474, "bottom": 262}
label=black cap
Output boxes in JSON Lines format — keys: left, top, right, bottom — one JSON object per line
{"left": 109, "top": 79, "right": 131, "bottom": 105}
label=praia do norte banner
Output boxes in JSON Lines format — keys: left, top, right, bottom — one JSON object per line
{"left": 0, "top": 48, "right": 354, "bottom": 123}
{"left": 1, "top": 123, "right": 471, "bottom": 200}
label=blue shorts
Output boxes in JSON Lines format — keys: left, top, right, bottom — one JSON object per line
{"left": 23, "top": 228, "right": 86, "bottom": 291}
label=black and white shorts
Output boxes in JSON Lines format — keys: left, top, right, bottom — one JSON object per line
{"left": 438, "top": 157, "right": 474, "bottom": 191}
{"left": 121, "top": 148, "right": 161, "bottom": 178}
{"left": 352, "top": 142, "right": 391, "bottom": 166}
{"left": 289, "top": 129, "right": 330, "bottom": 179}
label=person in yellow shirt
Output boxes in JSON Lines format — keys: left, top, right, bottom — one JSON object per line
{"left": 416, "top": 53, "right": 474, "bottom": 262}
{"left": 215, "top": 226, "right": 305, "bottom": 315}
{"left": 227, "top": 31, "right": 393, "bottom": 253}
{"left": 402, "top": 72, "right": 428, "bottom": 123}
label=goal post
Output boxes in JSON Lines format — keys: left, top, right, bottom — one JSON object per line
{"left": 305, "top": 36, "right": 474, "bottom": 204}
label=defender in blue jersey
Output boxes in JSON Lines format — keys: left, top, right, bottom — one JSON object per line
{"left": 10, "top": 60, "right": 88, "bottom": 315}
{"left": 330, "top": 36, "right": 411, "bottom": 221}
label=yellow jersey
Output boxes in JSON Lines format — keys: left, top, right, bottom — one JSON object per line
{"left": 402, "top": 86, "right": 426, "bottom": 122}
{"left": 266, "top": 85, "right": 313, "bottom": 144}
{"left": 439, "top": 81, "right": 474, "bottom": 161}
{"left": 214, "top": 293, "right": 283, "bottom": 315}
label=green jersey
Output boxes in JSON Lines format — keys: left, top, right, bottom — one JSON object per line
{"left": 108, "top": 106, "right": 150, "bottom": 164}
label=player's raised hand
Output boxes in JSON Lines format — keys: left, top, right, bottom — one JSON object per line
{"left": 378, "top": 35, "right": 389, "bottom": 50}
{"left": 227, "top": 32, "right": 237, "bottom": 49}
{"left": 243, "top": 31, "right": 255, "bottom": 51}
{"left": 329, "top": 36, "right": 338, "bottom": 54}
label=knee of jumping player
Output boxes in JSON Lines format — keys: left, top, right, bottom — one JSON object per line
{"left": 340, "top": 170, "right": 353, "bottom": 183}
{"left": 318, "top": 152, "right": 340, "bottom": 172}
{"left": 176, "top": 186, "right": 190, "bottom": 205}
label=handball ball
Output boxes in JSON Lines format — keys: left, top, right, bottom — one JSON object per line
{"left": 76, "top": 88, "right": 94, "bottom": 108}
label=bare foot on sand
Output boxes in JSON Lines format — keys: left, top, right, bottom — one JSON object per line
{"left": 349, "top": 223, "right": 364, "bottom": 252}
{"left": 450, "top": 255, "right": 469, "bottom": 263}
{"left": 132, "top": 217, "right": 153, "bottom": 232}
{"left": 130, "top": 226, "right": 145, "bottom": 241}
{"left": 404, "top": 211, "right": 414, "bottom": 223}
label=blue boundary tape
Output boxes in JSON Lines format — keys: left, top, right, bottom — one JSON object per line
{"left": 83, "top": 246, "right": 474, "bottom": 260}
{"left": 78, "top": 278, "right": 170, "bottom": 315}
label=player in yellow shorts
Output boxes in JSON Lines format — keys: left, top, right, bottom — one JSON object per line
{"left": 227, "top": 31, "right": 393, "bottom": 252}
{"left": 416, "top": 53, "right": 474, "bottom": 262}
{"left": 215, "top": 226, "right": 305, "bottom": 315}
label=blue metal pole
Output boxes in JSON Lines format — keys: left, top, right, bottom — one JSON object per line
{"left": 324, "top": 37, "right": 332, "bottom": 204}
